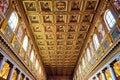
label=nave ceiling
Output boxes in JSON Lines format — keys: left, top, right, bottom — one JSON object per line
{"left": 21, "top": 0, "right": 100, "bottom": 76}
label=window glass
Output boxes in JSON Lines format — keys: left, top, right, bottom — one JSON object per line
{"left": 87, "top": 48, "right": 91, "bottom": 62}
{"left": 105, "top": 10, "right": 116, "bottom": 29}
{"left": 82, "top": 58, "right": 85, "bottom": 68}
{"left": 79, "top": 65, "right": 81, "bottom": 73}
{"left": 30, "top": 50, "right": 34, "bottom": 62}
{"left": 93, "top": 34, "right": 100, "bottom": 50}
{"left": 22, "top": 35, "right": 28, "bottom": 51}
{"left": 8, "top": 12, "right": 18, "bottom": 31}
{"left": 39, "top": 66, "right": 41, "bottom": 74}
{"left": 35, "top": 60, "right": 38, "bottom": 70}
{"left": 90, "top": 42, "right": 94, "bottom": 56}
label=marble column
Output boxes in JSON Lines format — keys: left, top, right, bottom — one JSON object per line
{"left": 95, "top": 75, "right": 99, "bottom": 80}
{"left": 100, "top": 70, "right": 107, "bottom": 80}
{"left": 17, "top": 71, "right": 21, "bottom": 80}
{"left": 108, "top": 65, "right": 117, "bottom": 80}
{"left": 0, "top": 57, "right": 6, "bottom": 71}
{"left": 23, "top": 76, "right": 26, "bottom": 80}
{"left": 7, "top": 65, "right": 15, "bottom": 80}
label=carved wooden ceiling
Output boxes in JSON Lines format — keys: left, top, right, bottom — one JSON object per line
{"left": 21, "top": 0, "right": 99, "bottom": 76}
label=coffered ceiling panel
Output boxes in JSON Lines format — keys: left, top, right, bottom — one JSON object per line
{"left": 22, "top": 0, "right": 100, "bottom": 77}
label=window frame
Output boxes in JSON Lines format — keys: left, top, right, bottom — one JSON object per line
{"left": 8, "top": 12, "right": 18, "bottom": 31}
{"left": 104, "top": 9, "right": 116, "bottom": 30}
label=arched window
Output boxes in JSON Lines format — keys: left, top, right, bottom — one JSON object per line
{"left": 93, "top": 34, "right": 100, "bottom": 50}
{"left": 30, "top": 50, "right": 34, "bottom": 62}
{"left": 79, "top": 65, "right": 81, "bottom": 73}
{"left": 22, "top": 35, "right": 28, "bottom": 51}
{"left": 82, "top": 58, "right": 85, "bottom": 68}
{"left": 39, "top": 66, "right": 41, "bottom": 74}
{"left": 8, "top": 12, "right": 18, "bottom": 31}
{"left": 87, "top": 48, "right": 91, "bottom": 62}
{"left": 104, "top": 10, "right": 116, "bottom": 29}
{"left": 35, "top": 60, "right": 38, "bottom": 70}
{"left": 90, "top": 42, "right": 94, "bottom": 56}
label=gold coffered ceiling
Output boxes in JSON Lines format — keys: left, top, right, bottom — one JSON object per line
{"left": 22, "top": 0, "right": 99, "bottom": 76}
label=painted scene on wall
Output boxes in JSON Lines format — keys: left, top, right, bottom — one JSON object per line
{"left": 0, "top": 0, "right": 9, "bottom": 13}
{"left": 113, "top": 0, "right": 120, "bottom": 13}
